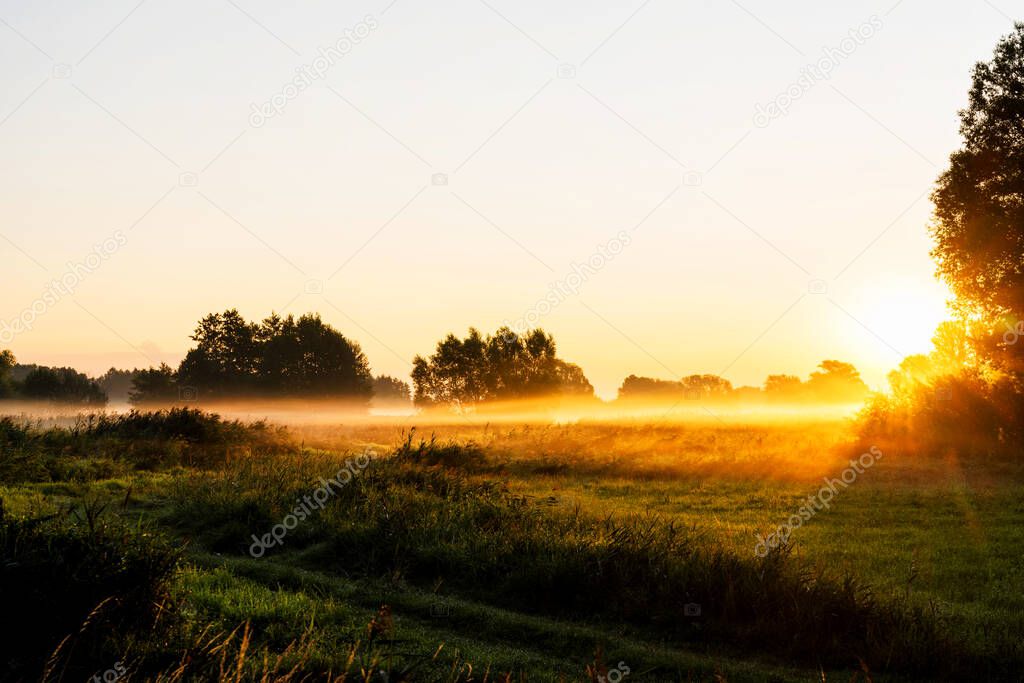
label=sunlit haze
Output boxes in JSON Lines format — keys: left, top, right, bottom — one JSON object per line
{"left": 4, "top": 0, "right": 1010, "bottom": 397}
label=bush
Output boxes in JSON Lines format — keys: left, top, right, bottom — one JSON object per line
{"left": 0, "top": 409, "right": 295, "bottom": 483}
{"left": 857, "top": 369, "right": 1023, "bottom": 459}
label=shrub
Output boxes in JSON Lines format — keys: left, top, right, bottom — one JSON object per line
{"left": 0, "top": 409, "right": 295, "bottom": 483}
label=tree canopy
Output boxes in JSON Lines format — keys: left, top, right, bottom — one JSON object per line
{"left": 411, "top": 327, "right": 593, "bottom": 408}
{"left": 132, "top": 310, "right": 373, "bottom": 404}
{"left": 931, "top": 23, "right": 1024, "bottom": 323}
{"left": 20, "top": 366, "right": 107, "bottom": 405}
{"left": 373, "top": 375, "right": 412, "bottom": 404}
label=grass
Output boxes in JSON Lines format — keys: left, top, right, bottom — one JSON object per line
{"left": 1, "top": 411, "right": 1022, "bottom": 680}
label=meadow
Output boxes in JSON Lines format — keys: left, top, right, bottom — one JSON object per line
{"left": 2, "top": 409, "right": 1022, "bottom": 682}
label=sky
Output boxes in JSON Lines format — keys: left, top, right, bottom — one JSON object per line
{"left": 0, "top": 0, "right": 1017, "bottom": 398}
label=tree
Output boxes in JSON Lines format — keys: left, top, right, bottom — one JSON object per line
{"left": 805, "top": 360, "right": 869, "bottom": 402}
{"left": 680, "top": 374, "right": 732, "bottom": 399}
{"left": 20, "top": 366, "right": 107, "bottom": 405}
{"left": 0, "top": 350, "right": 15, "bottom": 398}
{"left": 412, "top": 329, "right": 489, "bottom": 407}
{"left": 553, "top": 360, "right": 594, "bottom": 396}
{"left": 373, "top": 375, "right": 411, "bottom": 403}
{"left": 174, "top": 310, "right": 373, "bottom": 402}
{"left": 929, "top": 320, "right": 974, "bottom": 373}
{"left": 617, "top": 375, "right": 684, "bottom": 400}
{"left": 98, "top": 367, "right": 140, "bottom": 403}
{"left": 931, "top": 23, "right": 1024, "bottom": 323}
{"left": 858, "top": 26, "right": 1024, "bottom": 455}
{"left": 129, "top": 364, "right": 179, "bottom": 405}
{"left": 257, "top": 313, "right": 373, "bottom": 399}
{"left": 412, "top": 327, "right": 594, "bottom": 408}
{"left": 177, "top": 309, "right": 260, "bottom": 396}
{"left": 764, "top": 374, "right": 803, "bottom": 398}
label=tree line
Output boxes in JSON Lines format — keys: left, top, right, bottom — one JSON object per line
{"left": 0, "top": 350, "right": 108, "bottom": 405}
{"left": 0, "top": 309, "right": 872, "bottom": 409}
{"left": 618, "top": 360, "right": 869, "bottom": 404}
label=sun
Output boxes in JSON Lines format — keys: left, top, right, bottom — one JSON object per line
{"left": 851, "top": 277, "right": 951, "bottom": 356}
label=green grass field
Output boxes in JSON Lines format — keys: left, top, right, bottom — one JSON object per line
{"left": 2, "top": 411, "right": 1022, "bottom": 681}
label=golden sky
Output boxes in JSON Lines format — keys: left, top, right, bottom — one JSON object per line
{"left": 2, "top": 0, "right": 1011, "bottom": 398}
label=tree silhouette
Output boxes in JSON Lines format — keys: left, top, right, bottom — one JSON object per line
{"left": 932, "top": 23, "right": 1024, "bottom": 322}
{"left": 256, "top": 313, "right": 373, "bottom": 398}
{"left": 680, "top": 374, "right": 733, "bottom": 399}
{"left": 20, "top": 366, "right": 107, "bottom": 405}
{"left": 132, "top": 310, "right": 373, "bottom": 403}
{"left": 178, "top": 309, "right": 260, "bottom": 396}
{"left": 129, "top": 364, "right": 179, "bottom": 405}
{"left": 617, "top": 375, "right": 684, "bottom": 400}
{"left": 806, "top": 360, "right": 869, "bottom": 402}
{"left": 373, "top": 375, "right": 411, "bottom": 403}
{"left": 98, "top": 367, "right": 140, "bottom": 403}
{"left": 764, "top": 374, "right": 803, "bottom": 399}
{"left": 0, "top": 350, "right": 15, "bottom": 398}
{"left": 412, "top": 327, "right": 593, "bottom": 408}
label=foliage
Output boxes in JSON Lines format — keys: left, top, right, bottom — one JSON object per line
{"left": 861, "top": 24, "right": 1024, "bottom": 456}
{"left": 20, "top": 365, "right": 108, "bottom": 405}
{"left": 804, "top": 360, "right": 869, "bottom": 401}
{"left": 255, "top": 313, "right": 373, "bottom": 398}
{"left": 411, "top": 327, "right": 593, "bottom": 408}
{"left": 372, "top": 374, "right": 411, "bottom": 403}
{"left": 0, "top": 349, "right": 15, "bottom": 398}
{"left": 0, "top": 408, "right": 294, "bottom": 482}
{"left": 617, "top": 361, "right": 867, "bottom": 403}
{"left": 98, "top": 366, "right": 141, "bottom": 403}
{"left": 855, "top": 320, "right": 1024, "bottom": 457}
{"left": 0, "top": 353, "right": 112, "bottom": 405}
{"left": 131, "top": 310, "right": 373, "bottom": 403}
{"left": 931, "top": 22, "right": 1024, "bottom": 327}
{"left": 130, "top": 363, "right": 180, "bottom": 405}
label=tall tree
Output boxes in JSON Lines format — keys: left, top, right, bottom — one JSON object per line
{"left": 177, "top": 309, "right": 259, "bottom": 395}
{"left": 171, "top": 310, "right": 373, "bottom": 402}
{"left": 258, "top": 313, "right": 373, "bottom": 398}
{"left": 931, "top": 23, "right": 1024, "bottom": 322}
